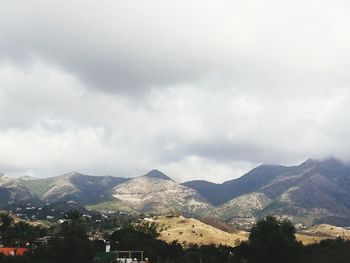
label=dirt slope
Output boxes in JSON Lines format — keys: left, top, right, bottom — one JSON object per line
{"left": 151, "top": 215, "right": 248, "bottom": 247}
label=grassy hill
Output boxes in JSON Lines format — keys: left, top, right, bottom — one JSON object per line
{"left": 150, "top": 215, "right": 248, "bottom": 247}
{"left": 296, "top": 224, "right": 350, "bottom": 244}
{"left": 147, "top": 215, "right": 350, "bottom": 247}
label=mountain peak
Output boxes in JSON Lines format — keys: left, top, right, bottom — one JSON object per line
{"left": 300, "top": 158, "right": 317, "bottom": 168}
{"left": 19, "top": 175, "right": 37, "bottom": 181}
{"left": 61, "top": 172, "right": 84, "bottom": 178}
{"left": 300, "top": 157, "right": 345, "bottom": 169}
{"left": 143, "top": 170, "right": 173, "bottom": 181}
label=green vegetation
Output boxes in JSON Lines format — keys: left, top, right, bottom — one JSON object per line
{"left": 1, "top": 213, "right": 350, "bottom": 263}
{"left": 86, "top": 199, "right": 135, "bottom": 212}
{"left": 0, "top": 211, "right": 47, "bottom": 246}
{"left": 297, "top": 238, "right": 350, "bottom": 263}
{"left": 234, "top": 215, "right": 301, "bottom": 263}
{"left": 21, "top": 178, "right": 54, "bottom": 197}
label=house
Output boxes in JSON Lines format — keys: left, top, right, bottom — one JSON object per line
{"left": 0, "top": 247, "right": 29, "bottom": 256}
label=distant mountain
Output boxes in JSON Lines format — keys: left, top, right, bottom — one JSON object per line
{"left": 19, "top": 172, "right": 128, "bottom": 204}
{"left": 259, "top": 158, "right": 350, "bottom": 226}
{"left": 185, "top": 158, "right": 350, "bottom": 226}
{"left": 3, "top": 158, "right": 350, "bottom": 226}
{"left": 143, "top": 169, "right": 174, "bottom": 181}
{"left": 183, "top": 164, "right": 289, "bottom": 205}
{"left": 182, "top": 181, "right": 222, "bottom": 205}
{"left": 88, "top": 171, "right": 211, "bottom": 215}
{"left": 0, "top": 174, "right": 35, "bottom": 204}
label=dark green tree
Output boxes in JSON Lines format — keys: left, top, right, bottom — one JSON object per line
{"left": 0, "top": 212, "right": 15, "bottom": 246}
{"left": 64, "top": 210, "right": 83, "bottom": 223}
{"left": 297, "top": 237, "right": 350, "bottom": 263}
{"left": 29, "top": 209, "right": 95, "bottom": 263}
{"left": 235, "top": 215, "right": 301, "bottom": 263}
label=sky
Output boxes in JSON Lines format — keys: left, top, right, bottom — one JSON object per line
{"left": 1, "top": 0, "right": 350, "bottom": 182}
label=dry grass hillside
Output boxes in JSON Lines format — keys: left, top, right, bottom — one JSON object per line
{"left": 295, "top": 233, "right": 331, "bottom": 244}
{"left": 296, "top": 224, "right": 350, "bottom": 244}
{"left": 149, "top": 215, "right": 248, "bottom": 247}
{"left": 147, "top": 215, "right": 350, "bottom": 247}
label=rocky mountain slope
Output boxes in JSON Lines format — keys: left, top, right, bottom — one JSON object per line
{"left": 0, "top": 174, "right": 35, "bottom": 204}
{"left": 2, "top": 158, "right": 350, "bottom": 226}
{"left": 185, "top": 158, "right": 350, "bottom": 226}
{"left": 19, "top": 172, "right": 127, "bottom": 204}
{"left": 183, "top": 164, "right": 290, "bottom": 205}
{"left": 108, "top": 170, "right": 211, "bottom": 215}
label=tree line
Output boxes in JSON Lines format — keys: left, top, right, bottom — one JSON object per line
{"left": 0, "top": 211, "right": 350, "bottom": 263}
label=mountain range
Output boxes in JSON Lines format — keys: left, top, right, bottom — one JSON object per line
{"left": 1, "top": 158, "right": 350, "bottom": 226}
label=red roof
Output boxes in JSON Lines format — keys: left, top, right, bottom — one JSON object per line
{"left": 0, "top": 247, "right": 29, "bottom": 256}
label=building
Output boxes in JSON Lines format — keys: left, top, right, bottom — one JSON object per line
{"left": 0, "top": 247, "right": 29, "bottom": 256}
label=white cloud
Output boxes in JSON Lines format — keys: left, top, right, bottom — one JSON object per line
{"left": 0, "top": 1, "right": 350, "bottom": 182}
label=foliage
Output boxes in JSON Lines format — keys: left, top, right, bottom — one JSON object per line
{"left": 297, "top": 237, "right": 350, "bottom": 263}
{"left": 2, "top": 212, "right": 350, "bottom": 263}
{"left": 234, "top": 215, "right": 301, "bottom": 263}
{"left": 181, "top": 244, "right": 236, "bottom": 263}
{"left": 108, "top": 222, "right": 237, "bottom": 263}
{"left": 0, "top": 211, "right": 47, "bottom": 246}
{"left": 31, "top": 209, "right": 95, "bottom": 263}
{"left": 0, "top": 210, "right": 95, "bottom": 263}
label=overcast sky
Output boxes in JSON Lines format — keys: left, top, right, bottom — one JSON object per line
{"left": 1, "top": 0, "right": 350, "bottom": 182}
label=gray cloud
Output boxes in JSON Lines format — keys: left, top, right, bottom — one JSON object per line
{"left": 2, "top": 0, "right": 348, "bottom": 95}
{"left": 0, "top": 0, "right": 350, "bottom": 182}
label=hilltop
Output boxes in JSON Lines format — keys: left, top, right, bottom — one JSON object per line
{"left": 150, "top": 215, "right": 248, "bottom": 247}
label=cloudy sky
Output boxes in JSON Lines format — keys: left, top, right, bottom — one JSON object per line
{"left": 1, "top": 0, "right": 350, "bottom": 182}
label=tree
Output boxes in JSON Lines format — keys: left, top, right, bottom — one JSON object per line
{"left": 29, "top": 210, "right": 95, "bottom": 263}
{"left": 0, "top": 212, "right": 15, "bottom": 246}
{"left": 64, "top": 210, "right": 83, "bottom": 224}
{"left": 235, "top": 216, "right": 301, "bottom": 263}
{"left": 297, "top": 237, "right": 350, "bottom": 263}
